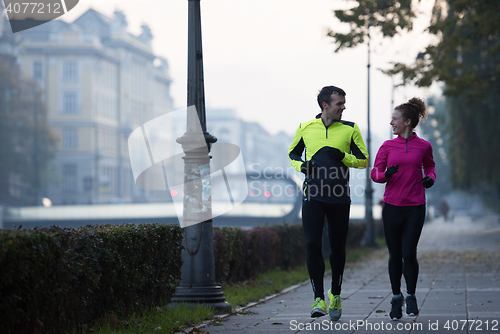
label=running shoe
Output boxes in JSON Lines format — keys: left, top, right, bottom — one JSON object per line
{"left": 311, "top": 297, "right": 327, "bottom": 318}
{"left": 390, "top": 295, "right": 404, "bottom": 320}
{"left": 328, "top": 289, "right": 342, "bottom": 321}
{"left": 405, "top": 295, "right": 419, "bottom": 316}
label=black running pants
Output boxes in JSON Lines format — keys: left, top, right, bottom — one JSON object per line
{"left": 382, "top": 202, "right": 426, "bottom": 295}
{"left": 302, "top": 200, "right": 350, "bottom": 299}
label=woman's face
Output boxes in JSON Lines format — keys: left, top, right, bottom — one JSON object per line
{"left": 390, "top": 109, "right": 410, "bottom": 136}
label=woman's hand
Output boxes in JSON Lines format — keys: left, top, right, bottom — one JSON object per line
{"left": 422, "top": 176, "right": 434, "bottom": 188}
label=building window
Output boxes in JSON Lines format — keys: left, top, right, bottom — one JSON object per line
{"left": 62, "top": 128, "right": 78, "bottom": 148}
{"left": 32, "top": 60, "right": 43, "bottom": 81}
{"left": 95, "top": 94, "right": 117, "bottom": 120}
{"left": 83, "top": 176, "right": 93, "bottom": 192}
{"left": 63, "top": 61, "right": 79, "bottom": 82}
{"left": 63, "top": 61, "right": 78, "bottom": 82}
{"left": 62, "top": 164, "right": 77, "bottom": 194}
{"left": 62, "top": 91, "right": 79, "bottom": 114}
{"left": 99, "top": 166, "right": 113, "bottom": 193}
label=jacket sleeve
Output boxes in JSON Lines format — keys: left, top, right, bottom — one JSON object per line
{"left": 342, "top": 123, "right": 368, "bottom": 169}
{"left": 371, "top": 144, "right": 389, "bottom": 183}
{"left": 288, "top": 124, "right": 305, "bottom": 173}
{"left": 423, "top": 143, "right": 436, "bottom": 182}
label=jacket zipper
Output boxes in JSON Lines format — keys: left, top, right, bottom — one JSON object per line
{"left": 406, "top": 138, "right": 408, "bottom": 153}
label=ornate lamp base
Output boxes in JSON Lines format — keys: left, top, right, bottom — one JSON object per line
{"left": 170, "top": 286, "right": 232, "bottom": 314}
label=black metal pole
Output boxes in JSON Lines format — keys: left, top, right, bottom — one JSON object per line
{"left": 170, "top": 0, "right": 231, "bottom": 313}
{"left": 33, "top": 92, "right": 40, "bottom": 205}
{"left": 363, "top": 34, "right": 376, "bottom": 248}
{"left": 390, "top": 76, "right": 395, "bottom": 139}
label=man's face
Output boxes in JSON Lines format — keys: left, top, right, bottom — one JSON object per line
{"left": 323, "top": 93, "right": 346, "bottom": 120}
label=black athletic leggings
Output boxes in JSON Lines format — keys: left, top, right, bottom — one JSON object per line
{"left": 302, "top": 200, "right": 350, "bottom": 299}
{"left": 382, "top": 202, "right": 426, "bottom": 295}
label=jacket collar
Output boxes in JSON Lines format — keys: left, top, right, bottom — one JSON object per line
{"left": 396, "top": 132, "right": 418, "bottom": 141}
{"left": 315, "top": 113, "right": 340, "bottom": 127}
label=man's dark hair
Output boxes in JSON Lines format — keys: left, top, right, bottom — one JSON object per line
{"left": 317, "top": 86, "right": 346, "bottom": 109}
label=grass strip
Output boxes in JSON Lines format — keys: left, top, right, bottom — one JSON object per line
{"left": 85, "top": 304, "right": 215, "bottom": 334}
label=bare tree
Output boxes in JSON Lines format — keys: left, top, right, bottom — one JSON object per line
{"left": 0, "top": 57, "right": 58, "bottom": 205}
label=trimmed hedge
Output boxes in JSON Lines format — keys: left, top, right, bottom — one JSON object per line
{"left": 0, "top": 223, "right": 183, "bottom": 334}
{"left": 213, "top": 221, "right": 365, "bottom": 284}
{"left": 213, "top": 224, "right": 304, "bottom": 284}
{"left": 0, "top": 220, "right": 365, "bottom": 332}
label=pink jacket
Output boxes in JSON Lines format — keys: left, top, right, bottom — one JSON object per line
{"left": 371, "top": 134, "right": 436, "bottom": 206}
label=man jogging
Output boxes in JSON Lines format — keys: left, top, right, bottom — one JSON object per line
{"left": 288, "top": 86, "right": 368, "bottom": 321}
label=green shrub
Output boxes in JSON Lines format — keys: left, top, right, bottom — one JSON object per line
{"left": 0, "top": 220, "right": 366, "bottom": 333}
{"left": 213, "top": 221, "right": 366, "bottom": 284}
{"left": 213, "top": 223, "right": 305, "bottom": 283}
{"left": 0, "top": 228, "right": 67, "bottom": 333}
{"left": 346, "top": 221, "right": 366, "bottom": 249}
{"left": 0, "top": 223, "right": 183, "bottom": 334}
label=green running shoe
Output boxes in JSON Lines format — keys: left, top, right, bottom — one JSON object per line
{"left": 328, "top": 289, "right": 342, "bottom": 321}
{"left": 311, "top": 297, "right": 327, "bottom": 318}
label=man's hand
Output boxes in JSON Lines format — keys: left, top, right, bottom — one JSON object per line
{"left": 327, "top": 147, "right": 345, "bottom": 161}
{"left": 301, "top": 161, "right": 316, "bottom": 177}
{"left": 385, "top": 165, "right": 399, "bottom": 178}
{"left": 422, "top": 176, "right": 434, "bottom": 189}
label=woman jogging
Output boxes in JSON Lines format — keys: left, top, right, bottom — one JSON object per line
{"left": 371, "top": 97, "right": 436, "bottom": 320}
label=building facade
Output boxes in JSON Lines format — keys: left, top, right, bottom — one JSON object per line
{"left": 16, "top": 9, "right": 174, "bottom": 205}
{"left": 2, "top": 5, "right": 296, "bottom": 207}
{"left": 206, "top": 109, "right": 296, "bottom": 204}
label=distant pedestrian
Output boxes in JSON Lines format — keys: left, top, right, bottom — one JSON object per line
{"left": 288, "top": 86, "right": 368, "bottom": 321}
{"left": 440, "top": 199, "right": 450, "bottom": 221}
{"left": 371, "top": 97, "right": 436, "bottom": 320}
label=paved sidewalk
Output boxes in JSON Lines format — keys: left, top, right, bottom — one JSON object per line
{"left": 188, "top": 215, "right": 500, "bottom": 334}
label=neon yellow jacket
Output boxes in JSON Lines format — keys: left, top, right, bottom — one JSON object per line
{"left": 288, "top": 115, "right": 368, "bottom": 203}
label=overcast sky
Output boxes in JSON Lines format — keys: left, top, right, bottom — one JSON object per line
{"left": 63, "top": 0, "right": 440, "bottom": 138}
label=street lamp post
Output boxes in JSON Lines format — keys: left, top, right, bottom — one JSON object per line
{"left": 33, "top": 91, "right": 40, "bottom": 205}
{"left": 169, "top": 0, "right": 232, "bottom": 313}
{"left": 390, "top": 75, "right": 396, "bottom": 139}
{"left": 362, "top": 33, "right": 376, "bottom": 248}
